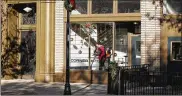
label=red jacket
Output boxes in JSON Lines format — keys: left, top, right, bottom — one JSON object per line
{"left": 97, "top": 45, "right": 106, "bottom": 61}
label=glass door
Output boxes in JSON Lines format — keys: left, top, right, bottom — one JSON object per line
{"left": 20, "top": 30, "right": 36, "bottom": 79}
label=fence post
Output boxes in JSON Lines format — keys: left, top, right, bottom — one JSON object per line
{"left": 107, "top": 67, "right": 111, "bottom": 94}
{"left": 119, "top": 68, "right": 125, "bottom": 95}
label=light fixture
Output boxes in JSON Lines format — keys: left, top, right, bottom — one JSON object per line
{"left": 104, "top": 37, "right": 107, "bottom": 41}
{"left": 23, "top": 6, "right": 32, "bottom": 13}
{"left": 134, "top": 22, "right": 138, "bottom": 25}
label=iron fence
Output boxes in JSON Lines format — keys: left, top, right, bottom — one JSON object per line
{"left": 108, "top": 65, "right": 182, "bottom": 95}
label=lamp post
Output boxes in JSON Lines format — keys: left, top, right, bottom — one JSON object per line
{"left": 64, "top": 9, "right": 71, "bottom": 95}
{"left": 64, "top": 0, "right": 75, "bottom": 95}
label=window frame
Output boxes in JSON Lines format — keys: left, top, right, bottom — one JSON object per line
{"left": 163, "top": 0, "right": 182, "bottom": 15}
{"left": 71, "top": 0, "right": 89, "bottom": 15}
{"left": 91, "top": 0, "right": 114, "bottom": 14}
{"left": 170, "top": 41, "right": 182, "bottom": 61}
{"left": 67, "top": 0, "right": 141, "bottom": 16}
{"left": 117, "top": 0, "right": 140, "bottom": 14}
{"left": 19, "top": 13, "right": 36, "bottom": 30}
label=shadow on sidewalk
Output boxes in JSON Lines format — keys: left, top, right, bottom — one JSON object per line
{"left": 72, "top": 84, "right": 91, "bottom": 95}
{"left": 1, "top": 80, "right": 107, "bottom": 95}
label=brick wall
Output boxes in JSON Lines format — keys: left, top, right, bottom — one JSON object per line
{"left": 55, "top": 1, "right": 64, "bottom": 73}
{"left": 141, "top": 0, "right": 161, "bottom": 70}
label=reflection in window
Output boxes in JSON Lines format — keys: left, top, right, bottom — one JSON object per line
{"left": 136, "top": 41, "right": 141, "bottom": 56}
{"left": 92, "top": 0, "right": 113, "bottom": 14}
{"left": 115, "top": 27, "right": 127, "bottom": 52}
{"left": 134, "top": 22, "right": 141, "bottom": 34}
{"left": 71, "top": 23, "right": 113, "bottom": 49}
{"left": 163, "top": 0, "right": 182, "bottom": 14}
{"left": 20, "top": 30, "right": 36, "bottom": 75}
{"left": 70, "top": 23, "right": 97, "bottom": 47}
{"left": 70, "top": 22, "right": 113, "bottom": 51}
{"left": 118, "top": 0, "right": 140, "bottom": 13}
{"left": 71, "top": 0, "right": 87, "bottom": 14}
{"left": 96, "top": 23, "right": 113, "bottom": 48}
{"left": 172, "top": 42, "right": 182, "bottom": 60}
{"left": 69, "top": 22, "right": 113, "bottom": 69}
{"left": 22, "top": 13, "right": 36, "bottom": 25}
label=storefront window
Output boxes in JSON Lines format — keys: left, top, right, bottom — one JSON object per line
{"left": 92, "top": 0, "right": 113, "bottom": 14}
{"left": 163, "top": 0, "right": 182, "bottom": 14}
{"left": 171, "top": 42, "right": 182, "bottom": 61}
{"left": 118, "top": 0, "right": 140, "bottom": 13}
{"left": 71, "top": 0, "right": 88, "bottom": 14}
{"left": 70, "top": 22, "right": 113, "bottom": 70}
{"left": 96, "top": 23, "right": 113, "bottom": 48}
{"left": 115, "top": 23, "right": 128, "bottom": 65}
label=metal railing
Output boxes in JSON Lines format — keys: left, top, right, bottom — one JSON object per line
{"left": 108, "top": 65, "right": 182, "bottom": 95}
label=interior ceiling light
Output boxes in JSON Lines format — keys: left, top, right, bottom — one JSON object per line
{"left": 23, "top": 6, "right": 32, "bottom": 13}
{"left": 134, "top": 22, "right": 138, "bottom": 25}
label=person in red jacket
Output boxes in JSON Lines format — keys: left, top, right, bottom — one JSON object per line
{"left": 94, "top": 43, "right": 106, "bottom": 70}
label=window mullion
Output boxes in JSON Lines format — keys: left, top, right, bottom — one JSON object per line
{"left": 88, "top": 0, "right": 91, "bottom": 15}
{"left": 114, "top": 0, "right": 118, "bottom": 14}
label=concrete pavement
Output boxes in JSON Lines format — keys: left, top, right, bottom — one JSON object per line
{"left": 1, "top": 79, "right": 107, "bottom": 95}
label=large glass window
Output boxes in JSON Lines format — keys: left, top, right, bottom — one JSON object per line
{"left": 118, "top": 0, "right": 140, "bottom": 13}
{"left": 96, "top": 23, "right": 113, "bottom": 48}
{"left": 163, "top": 0, "right": 182, "bottom": 14}
{"left": 71, "top": 0, "right": 88, "bottom": 14}
{"left": 171, "top": 42, "right": 182, "bottom": 61}
{"left": 70, "top": 22, "right": 113, "bottom": 70}
{"left": 115, "top": 23, "right": 128, "bottom": 65}
{"left": 92, "top": 0, "right": 113, "bottom": 14}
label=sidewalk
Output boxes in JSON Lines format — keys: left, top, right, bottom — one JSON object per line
{"left": 1, "top": 79, "right": 107, "bottom": 95}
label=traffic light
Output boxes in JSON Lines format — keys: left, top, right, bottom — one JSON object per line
{"left": 64, "top": 0, "right": 76, "bottom": 12}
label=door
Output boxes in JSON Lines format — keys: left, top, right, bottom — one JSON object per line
{"left": 20, "top": 30, "right": 36, "bottom": 79}
{"left": 131, "top": 35, "right": 141, "bottom": 65}
{"left": 167, "top": 37, "right": 182, "bottom": 72}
